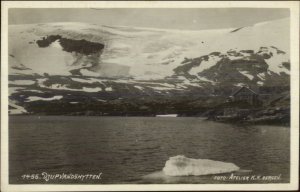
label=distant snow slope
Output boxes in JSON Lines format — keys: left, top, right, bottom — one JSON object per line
{"left": 9, "top": 18, "right": 289, "bottom": 80}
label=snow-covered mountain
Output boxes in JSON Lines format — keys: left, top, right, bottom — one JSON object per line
{"left": 8, "top": 18, "right": 290, "bottom": 115}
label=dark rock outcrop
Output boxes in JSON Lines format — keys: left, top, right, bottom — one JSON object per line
{"left": 36, "top": 35, "right": 105, "bottom": 55}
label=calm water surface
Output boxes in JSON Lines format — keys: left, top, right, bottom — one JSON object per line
{"left": 9, "top": 116, "right": 290, "bottom": 184}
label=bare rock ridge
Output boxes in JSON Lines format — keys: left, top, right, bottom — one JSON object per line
{"left": 36, "top": 35, "right": 105, "bottom": 55}
{"left": 173, "top": 46, "right": 289, "bottom": 87}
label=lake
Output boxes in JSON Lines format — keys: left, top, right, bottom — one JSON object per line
{"left": 9, "top": 116, "right": 290, "bottom": 184}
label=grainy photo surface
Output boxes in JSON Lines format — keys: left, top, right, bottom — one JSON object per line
{"left": 2, "top": 1, "right": 299, "bottom": 191}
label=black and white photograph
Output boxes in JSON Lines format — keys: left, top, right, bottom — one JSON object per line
{"left": 1, "top": 1, "right": 299, "bottom": 191}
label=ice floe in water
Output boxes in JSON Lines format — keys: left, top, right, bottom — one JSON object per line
{"left": 163, "top": 155, "right": 239, "bottom": 176}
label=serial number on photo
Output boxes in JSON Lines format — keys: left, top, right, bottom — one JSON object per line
{"left": 21, "top": 172, "right": 103, "bottom": 182}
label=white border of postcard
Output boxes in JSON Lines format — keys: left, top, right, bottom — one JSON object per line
{"left": 1, "top": 1, "right": 299, "bottom": 191}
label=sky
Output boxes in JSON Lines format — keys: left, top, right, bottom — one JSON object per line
{"left": 9, "top": 8, "right": 289, "bottom": 30}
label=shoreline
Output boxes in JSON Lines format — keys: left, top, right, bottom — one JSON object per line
{"left": 8, "top": 114, "right": 290, "bottom": 127}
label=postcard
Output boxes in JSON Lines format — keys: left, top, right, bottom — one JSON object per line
{"left": 1, "top": 1, "right": 299, "bottom": 191}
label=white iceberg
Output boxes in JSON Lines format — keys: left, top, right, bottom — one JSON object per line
{"left": 163, "top": 155, "right": 239, "bottom": 176}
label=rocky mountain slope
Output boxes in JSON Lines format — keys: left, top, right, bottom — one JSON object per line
{"left": 8, "top": 18, "right": 290, "bottom": 115}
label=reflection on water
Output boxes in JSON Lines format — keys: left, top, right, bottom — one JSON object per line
{"left": 9, "top": 116, "right": 290, "bottom": 184}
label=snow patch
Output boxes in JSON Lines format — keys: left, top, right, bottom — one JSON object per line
{"left": 105, "top": 87, "right": 113, "bottom": 92}
{"left": 257, "top": 73, "right": 265, "bottom": 80}
{"left": 82, "top": 87, "right": 102, "bottom": 92}
{"left": 257, "top": 81, "right": 264, "bottom": 86}
{"left": 27, "top": 90, "right": 44, "bottom": 93}
{"left": 80, "top": 69, "right": 100, "bottom": 77}
{"left": 177, "top": 76, "right": 202, "bottom": 87}
{"left": 9, "top": 87, "right": 24, "bottom": 95}
{"left": 26, "top": 95, "right": 63, "bottom": 102}
{"left": 264, "top": 55, "right": 290, "bottom": 75}
{"left": 149, "top": 83, "right": 184, "bottom": 91}
{"left": 9, "top": 80, "right": 35, "bottom": 85}
{"left": 134, "top": 85, "right": 144, "bottom": 90}
{"left": 9, "top": 100, "right": 27, "bottom": 114}
{"left": 72, "top": 77, "right": 105, "bottom": 85}
{"left": 198, "top": 76, "right": 214, "bottom": 83}
{"left": 239, "top": 71, "right": 254, "bottom": 80}
{"left": 38, "top": 78, "right": 102, "bottom": 92}
{"left": 227, "top": 55, "right": 244, "bottom": 60}
{"left": 50, "top": 40, "right": 63, "bottom": 50}
{"left": 71, "top": 77, "right": 93, "bottom": 83}
{"left": 234, "top": 83, "right": 247, "bottom": 87}
{"left": 151, "top": 86, "right": 177, "bottom": 91}
{"left": 175, "top": 84, "right": 188, "bottom": 89}
{"left": 189, "top": 55, "right": 221, "bottom": 76}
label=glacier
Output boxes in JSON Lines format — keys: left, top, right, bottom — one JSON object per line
{"left": 8, "top": 18, "right": 289, "bottom": 80}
